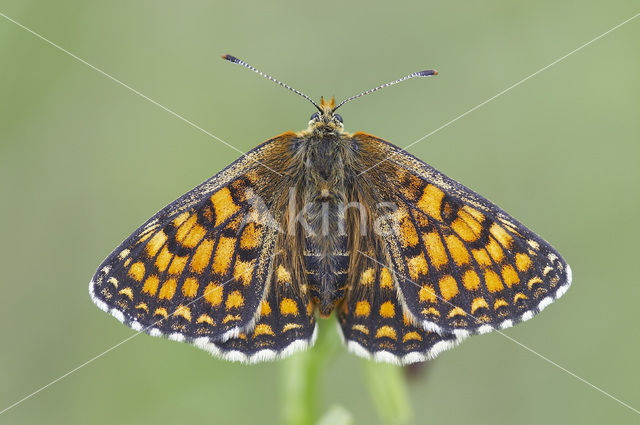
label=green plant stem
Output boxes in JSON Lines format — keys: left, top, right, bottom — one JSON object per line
{"left": 281, "top": 319, "right": 340, "bottom": 425}
{"left": 361, "top": 360, "right": 412, "bottom": 425}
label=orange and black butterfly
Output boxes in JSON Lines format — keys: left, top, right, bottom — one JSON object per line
{"left": 89, "top": 54, "right": 571, "bottom": 364}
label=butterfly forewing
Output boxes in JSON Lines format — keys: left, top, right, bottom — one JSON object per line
{"left": 90, "top": 136, "right": 289, "bottom": 345}
{"left": 353, "top": 133, "right": 571, "bottom": 337}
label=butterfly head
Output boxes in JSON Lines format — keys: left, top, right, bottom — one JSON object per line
{"left": 308, "top": 96, "right": 343, "bottom": 130}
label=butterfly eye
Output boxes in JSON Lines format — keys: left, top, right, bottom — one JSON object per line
{"left": 334, "top": 114, "right": 343, "bottom": 123}
{"left": 310, "top": 112, "right": 320, "bottom": 121}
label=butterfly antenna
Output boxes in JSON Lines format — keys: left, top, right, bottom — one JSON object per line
{"left": 223, "top": 54, "right": 322, "bottom": 113}
{"left": 333, "top": 69, "right": 438, "bottom": 112}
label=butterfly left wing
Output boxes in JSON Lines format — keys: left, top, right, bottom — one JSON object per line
{"left": 89, "top": 133, "right": 296, "bottom": 347}
{"left": 352, "top": 133, "right": 572, "bottom": 337}
{"left": 198, "top": 262, "right": 317, "bottom": 363}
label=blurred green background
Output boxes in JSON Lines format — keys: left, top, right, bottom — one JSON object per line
{"left": 1, "top": 1, "right": 639, "bottom": 424}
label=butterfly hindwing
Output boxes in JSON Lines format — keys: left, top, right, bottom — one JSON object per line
{"left": 89, "top": 135, "right": 295, "bottom": 347}
{"left": 353, "top": 133, "right": 572, "bottom": 337}
{"left": 337, "top": 245, "right": 460, "bottom": 365}
{"left": 201, "top": 262, "right": 317, "bottom": 362}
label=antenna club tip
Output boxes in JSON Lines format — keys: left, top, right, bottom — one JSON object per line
{"left": 222, "top": 54, "right": 239, "bottom": 63}
{"left": 418, "top": 69, "right": 438, "bottom": 77}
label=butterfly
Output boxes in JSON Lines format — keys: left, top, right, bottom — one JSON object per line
{"left": 89, "top": 54, "right": 571, "bottom": 365}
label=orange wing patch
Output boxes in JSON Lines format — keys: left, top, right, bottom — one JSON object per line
{"left": 416, "top": 184, "right": 444, "bottom": 221}
{"left": 190, "top": 239, "right": 215, "bottom": 273}
{"left": 211, "top": 188, "right": 240, "bottom": 227}
{"left": 212, "top": 237, "right": 236, "bottom": 275}
{"left": 204, "top": 283, "right": 223, "bottom": 307}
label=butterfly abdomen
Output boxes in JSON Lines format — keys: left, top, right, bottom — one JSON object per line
{"left": 301, "top": 186, "right": 350, "bottom": 315}
{"left": 304, "top": 230, "right": 349, "bottom": 316}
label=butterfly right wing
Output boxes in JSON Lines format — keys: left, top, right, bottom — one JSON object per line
{"left": 350, "top": 132, "right": 571, "bottom": 337}
{"left": 337, "top": 242, "right": 460, "bottom": 365}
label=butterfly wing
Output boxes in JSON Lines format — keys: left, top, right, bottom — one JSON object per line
{"left": 201, "top": 262, "right": 317, "bottom": 363}
{"left": 352, "top": 133, "right": 572, "bottom": 337}
{"left": 89, "top": 133, "right": 297, "bottom": 349}
{"left": 337, "top": 241, "right": 460, "bottom": 365}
